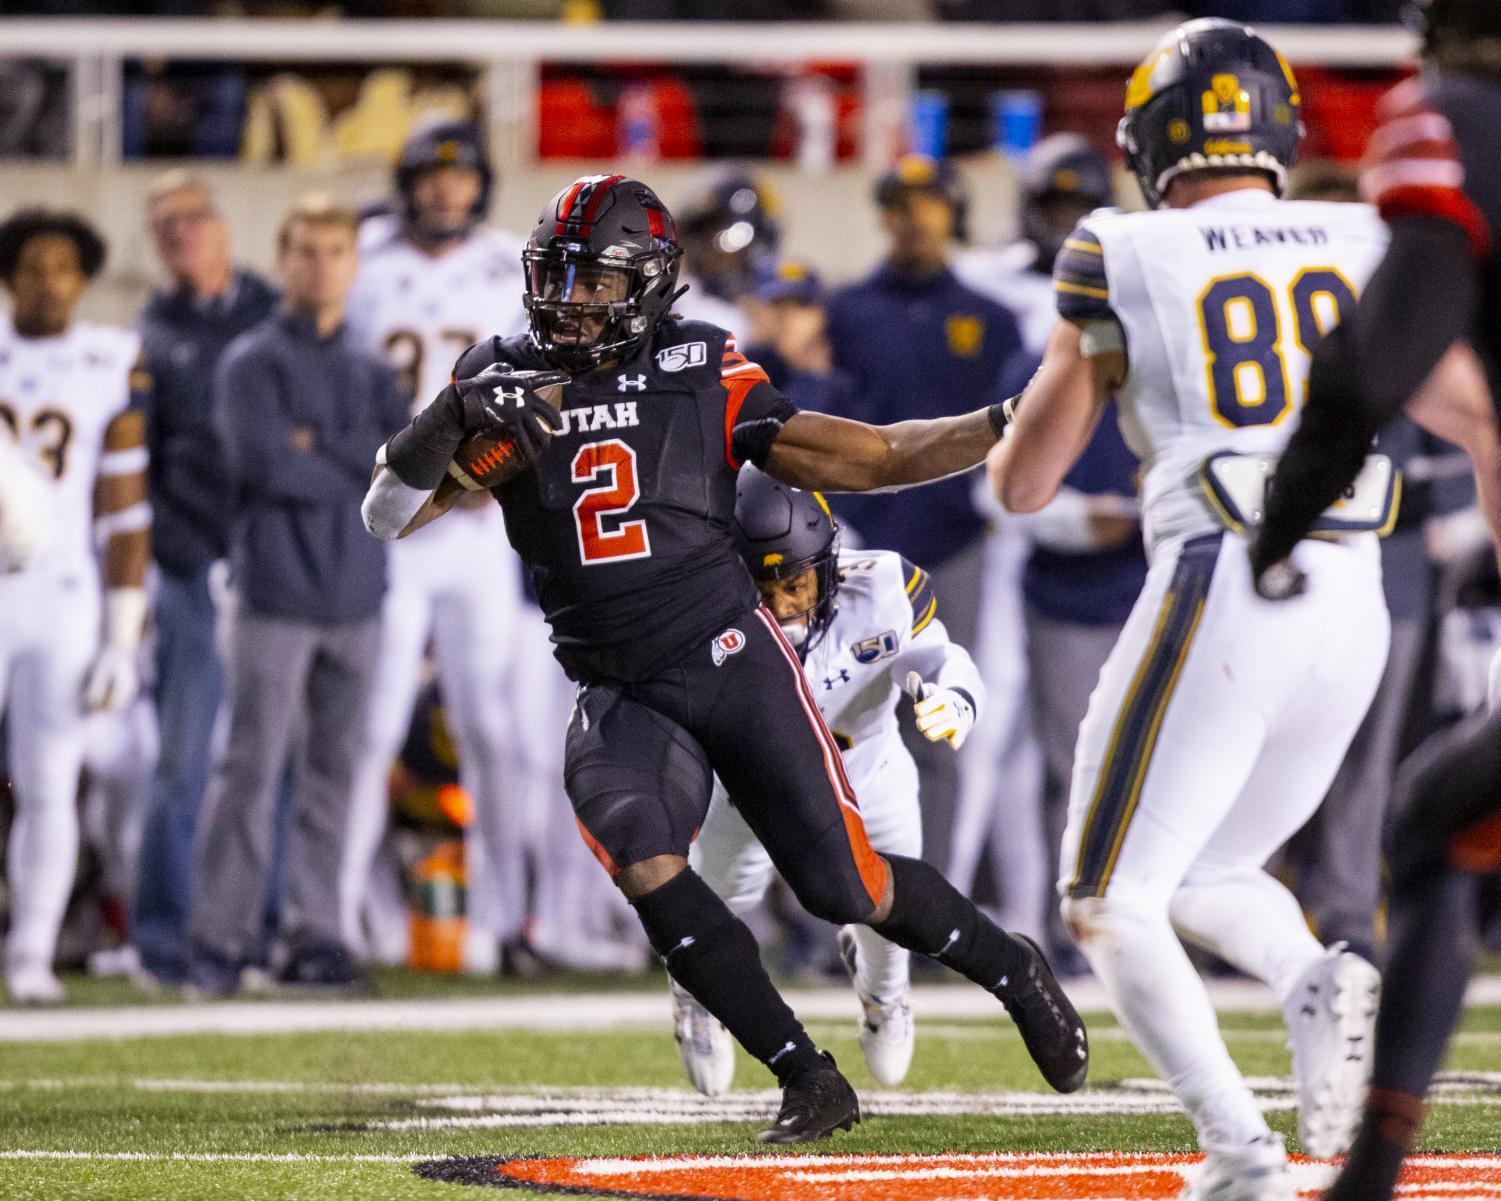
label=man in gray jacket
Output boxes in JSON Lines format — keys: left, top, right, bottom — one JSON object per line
{"left": 187, "top": 196, "right": 408, "bottom": 995}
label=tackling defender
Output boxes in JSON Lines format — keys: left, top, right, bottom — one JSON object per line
{"left": 989, "top": 21, "right": 1390, "bottom": 1199}
{"left": 364, "top": 173, "right": 1087, "bottom": 1142}
{"left": 1251, "top": 2, "right": 1501, "bottom": 1198}
{"left": 0, "top": 209, "right": 150, "bottom": 1003}
{"left": 672, "top": 467, "right": 984, "bottom": 1094}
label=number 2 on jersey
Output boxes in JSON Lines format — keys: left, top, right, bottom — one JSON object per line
{"left": 1197, "top": 268, "right": 1357, "bottom": 429}
{"left": 571, "top": 439, "right": 651, "bottom": 564}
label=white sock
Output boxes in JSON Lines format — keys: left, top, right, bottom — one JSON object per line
{"left": 1169, "top": 866, "right": 1323, "bottom": 1004}
{"left": 1067, "top": 893, "right": 1271, "bottom": 1148}
{"left": 848, "top": 923, "right": 910, "bottom": 1003}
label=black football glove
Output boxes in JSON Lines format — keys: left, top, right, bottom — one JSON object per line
{"left": 456, "top": 366, "right": 567, "bottom": 461}
{"left": 1248, "top": 539, "right": 1308, "bottom": 602}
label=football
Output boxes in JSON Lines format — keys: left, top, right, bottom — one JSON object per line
{"left": 448, "top": 426, "right": 530, "bottom": 491}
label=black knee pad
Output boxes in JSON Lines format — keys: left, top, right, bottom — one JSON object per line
{"left": 565, "top": 685, "right": 712, "bottom": 874}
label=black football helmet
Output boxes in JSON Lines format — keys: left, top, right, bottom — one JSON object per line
{"left": 396, "top": 120, "right": 492, "bottom": 243}
{"left": 733, "top": 466, "right": 840, "bottom": 657}
{"left": 677, "top": 170, "right": 782, "bottom": 302}
{"left": 1117, "top": 19, "right": 1304, "bottom": 209}
{"left": 1019, "top": 134, "right": 1114, "bottom": 273}
{"left": 523, "top": 175, "right": 683, "bottom": 372}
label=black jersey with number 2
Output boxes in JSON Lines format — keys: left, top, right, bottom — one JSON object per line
{"left": 452, "top": 319, "right": 798, "bottom": 684}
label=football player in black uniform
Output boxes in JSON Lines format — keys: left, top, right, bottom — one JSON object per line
{"left": 364, "top": 173, "right": 1088, "bottom": 1143}
{"left": 1251, "top": 3, "right": 1501, "bottom": 1196}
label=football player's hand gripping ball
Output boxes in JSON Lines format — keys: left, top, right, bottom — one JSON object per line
{"left": 455, "top": 366, "right": 567, "bottom": 462}
{"left": 906, "top": 671, "right": 976, "bottom": 750}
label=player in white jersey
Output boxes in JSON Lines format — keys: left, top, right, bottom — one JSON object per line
{"left": 341, "top": 121, "right": 536, "bottom": 970}
{"left": 0, "top": 209, "right": 150, "bottom": 1003}
{"left": 989, "top": 22, "right": 1390, "bottom": 1199}
{"left": 670, "top": 467, "right": 984, "bottom": 1094}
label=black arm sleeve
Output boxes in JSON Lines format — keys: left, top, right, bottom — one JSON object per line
{"left": 730, "top": 382, "right": 799, "bottom": 469}
{"left": 1253, "top": 217, "right": 1481, "bottom": 570}
{"left": 382, "top": 339, "right": 505, "bottom": 490}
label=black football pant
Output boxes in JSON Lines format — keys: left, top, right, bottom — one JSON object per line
{"left": 1328, "top": 705, "right": 1501, "bottom": 1201}
{"left": 565, "top": 605, "right": 887, "bottom": 924}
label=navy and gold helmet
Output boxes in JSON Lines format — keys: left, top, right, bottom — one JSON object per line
{"left": 1019, "top": 134, "right": 1114, "bottom": 273}
{"left": 395, "top": 120, "right": 492, "bottom": 242}
{"left": 732, "top": 466, "right": 840, "bottom": 657}
{"left": 1117, "top": 19, "right": 1304, "bottom": 209}
{"left": 677, "top": 170, "right": 782, "bottom": 301}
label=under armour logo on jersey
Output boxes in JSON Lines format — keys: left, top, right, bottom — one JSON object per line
{"left": 617, "top": 374, "right": 648, "bottom": 392}
{"left": 711, "top": 628, "right": 746, "bottom": 667}
{"left": 822, "top": 670, "right": 851, "bottom": 691}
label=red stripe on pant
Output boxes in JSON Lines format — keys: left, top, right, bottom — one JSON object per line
{"left": 752, "top": 607, "right": 888, "bottom": 906}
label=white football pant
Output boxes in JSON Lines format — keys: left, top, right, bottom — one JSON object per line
{"left": 0, "top": 569, "right": 98, "bottom": 969}
{"left": 1059, "top": 533, "right": 1388, "bottom": 1149}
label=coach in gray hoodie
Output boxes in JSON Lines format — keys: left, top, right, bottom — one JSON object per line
{"left": 187, "top": 196, "right": 407, "bottom": 996}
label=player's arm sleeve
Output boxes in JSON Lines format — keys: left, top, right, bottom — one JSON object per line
{"left": 886, "top": 558, "right": 986, "bottom": 719}
{"left": 723, "top": 344, "right": 799, "bottom": 470}
{"left": 1053, "top": 226, "right": 1126, "bottom": 358}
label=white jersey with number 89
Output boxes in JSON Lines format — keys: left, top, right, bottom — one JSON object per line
{"left": 1054, "top": 189, "right": 1390, "bottom": 555}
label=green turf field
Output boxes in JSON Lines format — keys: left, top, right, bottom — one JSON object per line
{"left": 1, "top": 975, "right": 1498, "bottom": 1200}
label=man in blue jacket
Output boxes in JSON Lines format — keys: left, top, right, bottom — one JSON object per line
{"left": 823, "top": 155, "right": 1026, "bottom": 867}
{"left": 186, "top": 196, "right": 407, "bottom": 995}
{"left": 133, "top": 171, "right": 278, "bottom": 985}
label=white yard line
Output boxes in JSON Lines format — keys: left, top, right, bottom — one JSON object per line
{"left": 0, "top": 1151, "right": 430, "bottom": 1163}
{"left": 5, "top": 976, "right": 1501, "bottom": 1042}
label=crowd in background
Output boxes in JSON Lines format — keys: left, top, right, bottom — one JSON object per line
{"left": 1, "top": 110, "right": 1499, "bottom": 1005}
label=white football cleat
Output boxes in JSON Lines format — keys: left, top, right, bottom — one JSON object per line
{"left": 838, "top": 927, "right": 916, "bottom": 1087}
{"left": 6, "top": 958, "right": 64, "bottom": 1006}
{"left": 1180, "top": 1134, "right": 1294, "bottom": 1201}
{"left": 1285, "top": 944, "right": 1381, "bottom": 1158}
{"left": 669, "top": 977, "right": 735, "bottom": 1097}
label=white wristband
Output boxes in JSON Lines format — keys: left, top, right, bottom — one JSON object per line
{"left": 103, "top": 586, "right": 148, "bottom": 652}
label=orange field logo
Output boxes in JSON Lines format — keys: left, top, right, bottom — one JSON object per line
{"left": 415, "top": 1151, "right": 1501, "bottom": 1198}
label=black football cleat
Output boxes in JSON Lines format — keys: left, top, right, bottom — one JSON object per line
{"left": 997, "top": 935, "right": 1089, "bottom": 1093}
{"left": 756, "top": 1052, "right": 861, "bottom": 1145}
